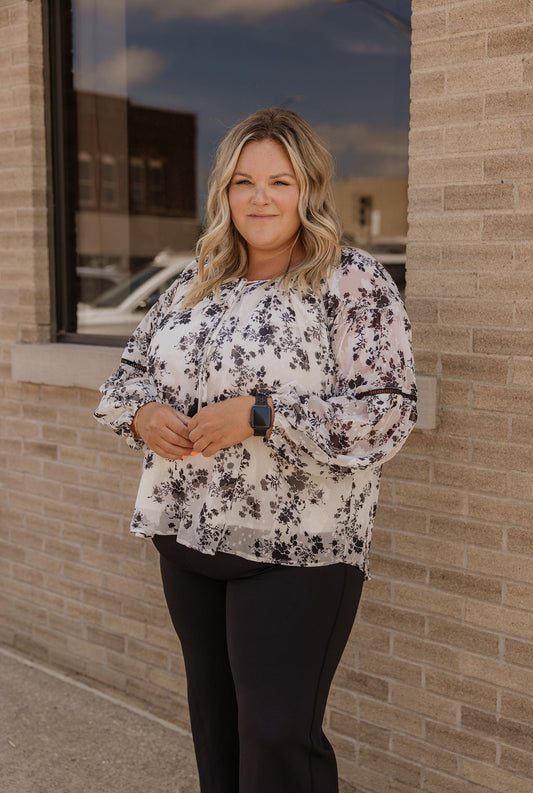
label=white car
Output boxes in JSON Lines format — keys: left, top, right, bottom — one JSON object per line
{"left": 77, "top": 250, "right": 193, "bottom": 337}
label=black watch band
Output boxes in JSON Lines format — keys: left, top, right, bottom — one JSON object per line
{"left": 250, "top": 393, "right": 272, "bottom": 437}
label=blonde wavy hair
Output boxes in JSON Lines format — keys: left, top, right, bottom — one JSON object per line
{"left": 183, "top": 107, "right": 342, "bottom": 307}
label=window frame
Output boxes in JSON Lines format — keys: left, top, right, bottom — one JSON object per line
{"left": 48, "top": 0, "right": 127, "bottom": 346}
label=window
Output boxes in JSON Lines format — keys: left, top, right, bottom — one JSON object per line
{"left": 50, "top": 0, "right": 411, "bottom": 342}
{"left": 78, "top": 152, "right": 95, "bottom": 206}
{"left": 147, "top": 159, "right": 165, "bottom": 210}
{"left": 100, "top": 155, "right": 119, "bottom": 209}
{"left": 130, "top": 157, "right": 146, "bottom": 212}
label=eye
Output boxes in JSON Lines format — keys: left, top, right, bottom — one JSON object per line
{"left": 234, "top": 178, "right": 251, "bottom": 185}
{"left": 273, "top": 180, "right": 290, "bottom": 186}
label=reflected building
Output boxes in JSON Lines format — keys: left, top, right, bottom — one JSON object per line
{"left": 75, "top": 91, "right": 198, "bottom": 301}
{"left": 334, "top": 175, "right": 408, "bottom": 249}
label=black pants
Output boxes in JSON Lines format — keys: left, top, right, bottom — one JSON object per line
{"left": 153, "top": 536, "right": 364, "bottom": 793}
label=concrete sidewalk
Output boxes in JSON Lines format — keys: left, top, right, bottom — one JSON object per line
{"left": 0, "top": 646, "right": 199, "bottom": 793}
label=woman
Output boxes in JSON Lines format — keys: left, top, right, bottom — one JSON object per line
{"left": 95, "top": 107, "right": 417, "bottom": 793}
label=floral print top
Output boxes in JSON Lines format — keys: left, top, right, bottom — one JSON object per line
{"left": 94, "top": 248, "right": 417, "bottom": 575}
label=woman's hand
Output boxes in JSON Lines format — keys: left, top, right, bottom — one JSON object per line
{"left": 132, "top": 402, "right": 194, "bottom": 460}
{"left": 188, "top": 396, "right": 260, "bottom": 457}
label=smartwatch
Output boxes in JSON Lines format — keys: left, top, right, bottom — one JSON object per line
{"left": 250, "top": 393, "right": 272, "bottom": 437}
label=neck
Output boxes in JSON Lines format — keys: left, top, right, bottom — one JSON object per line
{"left": 246, "top": 234, "right": 302, "bottom": 281}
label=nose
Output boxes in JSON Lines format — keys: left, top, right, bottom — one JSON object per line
{"left": 251, "top": 184, "right": 269, "bottom": 205}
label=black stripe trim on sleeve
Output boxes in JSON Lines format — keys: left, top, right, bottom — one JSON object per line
{"left": 356, "top": 387, "right": 417, "bottom": 401}
{"left": 121, "top": 358, "right": 147, "bottom": 373}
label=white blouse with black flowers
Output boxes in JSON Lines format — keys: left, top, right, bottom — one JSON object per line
{"left": 94, "top": 248, "right": 417, "bottom": 575}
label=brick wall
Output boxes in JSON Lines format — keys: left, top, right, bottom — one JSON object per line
{"left": 328, "top": 1, "right": 533, "bottom": 790}
{"left": 1, "top": 2, "right": 532, "bottom": 792}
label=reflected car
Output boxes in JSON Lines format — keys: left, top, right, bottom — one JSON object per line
{"left": 77, "top": 250, "right": 193, "bottom": 336}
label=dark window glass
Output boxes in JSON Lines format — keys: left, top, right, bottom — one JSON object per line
{"left": 51, "top": 0, "right": 411, "bottom": 342}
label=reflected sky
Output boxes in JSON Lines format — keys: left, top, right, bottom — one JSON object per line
{"left": 73, "top": 0, "right": 411, "bottom": 212}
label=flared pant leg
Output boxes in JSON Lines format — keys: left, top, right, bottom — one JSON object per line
{"left": 155, "top": 540, "right": 364, "bottom": 793}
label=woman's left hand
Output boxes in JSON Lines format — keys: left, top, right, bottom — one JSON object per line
{"left": 188, "top": 396, "right": 260, "bottom": 457}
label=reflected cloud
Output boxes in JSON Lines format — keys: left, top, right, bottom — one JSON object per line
{"left": 316, "top": 122, "right": 408, "bottom": 177}
{"left": 76, "top": 46, "right": 168, "bottom": 93}
{"left": 78, "top": 0, "right": 315, "bottom": 21}
{"left": 338, "top": 38, "right": 408, "bottom": 56}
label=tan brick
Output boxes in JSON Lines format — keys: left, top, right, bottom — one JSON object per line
{"left": 333, "top": 663, "right": 389, "bottom": 701}
{"left": 486, "top": 88, "right": 533, "bottom": 118}
{"left": 507, "top": 471, "right": 533, "bottom": 501}
{"left": 515, "top": 300, "right": 533, "bottom": 328}
{"left": 488, "top": 24, "right": 533, "bottom": 57}
{"left": 404, "top": 298, "right": 438, "bottom": 324}
{"left": 406, "top": 243, "right": 441, "bottom": 269}
{"left": 473, "top": 328, "right": 533, "bottom": 356}
{"left": 391, "top": 683, "right": 458, "bottom": 724}
{"left": 505, "top": 582, "right": 533, "bottom": 611}
{"left": 411, "top": 70, "right": 446, "bottom": 100}
{"left": 409, "top": 153, "right": 484, "bottom": 184}
{"left": 449, "top": 0, "right": 524, "bottom": 34}
{"left": 468, "top": 546, "right": 533, "bottom": 585}
{"left": 434, "top": 462, "right": 506, "bottom": 498}
{"left": 512, "top": 358, "right": 533, "bottom": 388}
{"left": 430, "top": 515, "right": 503, "bottom": 550}
{"left": 409, "top": 215, "right": 482, "bottom": 243}
{"left": 392, "top": 733, "right": 458, "bottom": 774}
{"left": 360, "top": 601, "right": 426, "bottom": 638}
{"left": 505, "top": 637, "right": 533, "bottom": 668}
{"left": 463, "top": 653, "right": 533, "bottom": 694}
{"left": 522, "top": 118, "right": 533, "bottom": 147}
{"left": 483, "top": 213, "right": 533, "bottom": 241}
{"left": 501, "top": 691, "right": 533, "bottom": 726}
{"left": 407, "top": 186, "right": 443, "bottom": 213}
{"left": 428, "top": 669, "right": 498, "bottom": 714}
{"left": 361, "top": 697, "right": 424, "bottom": 739}
{"left": 510, "top": 414, "right": 533, "bottom": 443}
{"left": 411, "top": 8, "right": 447, "bottom": 43}
{"left": 500, "top": 746, "right": 533, "bottom": 778}
{"left": 411, "top": 33, "right": 486, "bottom": 69}
{"left": 441, "top": 353, "right": 509, "bottom": 384}
{"left": 472, "top": 439, "right": 533, "bottom": 473}
{"left": 394, "top": 532, "right": 465, "bottom": 568}
{"left": 518, "top": 183, "right": 533, "bottom": 210}
{"left": 395, "top": 481, "right": 467, "bottom": 516}
{"left": 430, "top": 567, "right": 503, "bottom": 603}
{"left": 472, "top": 384, "right": 533, "bottom": 416}
{"left": 394, "top": 633, "right": 461, "bottom": 672}
{"left": 394, "top": 582, "right": 464, "bottom": 620}
{"left": 330, "top": 710, "right": 389, "bottom": 749}
{"left": 429, "top": 722, "right": 496, "bottom": 762}
{"left": 444, "top": 183, "right": 515, "bottom": 211}
{"left": 405, "top": 432, "right": 470, "bottom": 464}
{"left": 447, "top": 60, "right": 523, "bottom": 95}
{"left": 445, "top": 122, "right": 520, "bottom": 154}
{"left": 359, "top": 745, "right": 420, "bottom": 787}
{"left": 359, "top": 648, "right": 422, "bottom": 687}
{"left": 462, "top": 757, "right": 533, "bottom": 793}
{"left": 439, "top": 299, "right": 514, "bottom": 327}
{"left": 409, "top": 128, "right": 444, "bottom": 156}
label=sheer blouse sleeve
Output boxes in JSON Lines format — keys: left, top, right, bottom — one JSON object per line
{"left": 266, "top": 261, "right": 417, "bottom": 474}
{"left": 93, "top": 275, "right": 185, "bottom": 449}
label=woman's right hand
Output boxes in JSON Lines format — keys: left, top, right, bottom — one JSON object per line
{"left": 132, "top": 402, "right": 195, "bottom": 460}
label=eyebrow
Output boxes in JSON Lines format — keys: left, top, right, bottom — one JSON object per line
{"left": 233, "top": 171, "right": 295, "bottom": 179}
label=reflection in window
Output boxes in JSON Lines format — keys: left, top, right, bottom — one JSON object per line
{"left": 78, "top": 153, "right": 95, "bottom": 206}
{"left": 147, "top": 159, "right": 164, "bottom": 210}
{"left": 55, "top": 0, "right": 410, "bottom": 338}
{"left": 100, "top": 155, "right": 119, "bottom": 208}
{"left": 130, "top": 157, "right": 145, "bottom": 212}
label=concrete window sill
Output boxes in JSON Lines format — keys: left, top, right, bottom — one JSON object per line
{"left": 11, "top": 343, "right": 439, "bottom": 430}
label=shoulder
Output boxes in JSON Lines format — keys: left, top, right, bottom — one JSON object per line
{"left": 323, "top": 247, "right": 402, "bottom": 315}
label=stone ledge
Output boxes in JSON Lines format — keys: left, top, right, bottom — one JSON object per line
{"left": 11, "top": 344, "right": 439, "bottom": 430}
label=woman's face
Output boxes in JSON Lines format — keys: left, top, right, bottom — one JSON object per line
{"left": 228, "top": 139, "right": 301, "bottom": 261}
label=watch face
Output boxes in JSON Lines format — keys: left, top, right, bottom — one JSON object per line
{"left": 251, "top": 404, "right": 271, "bottom": 429}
